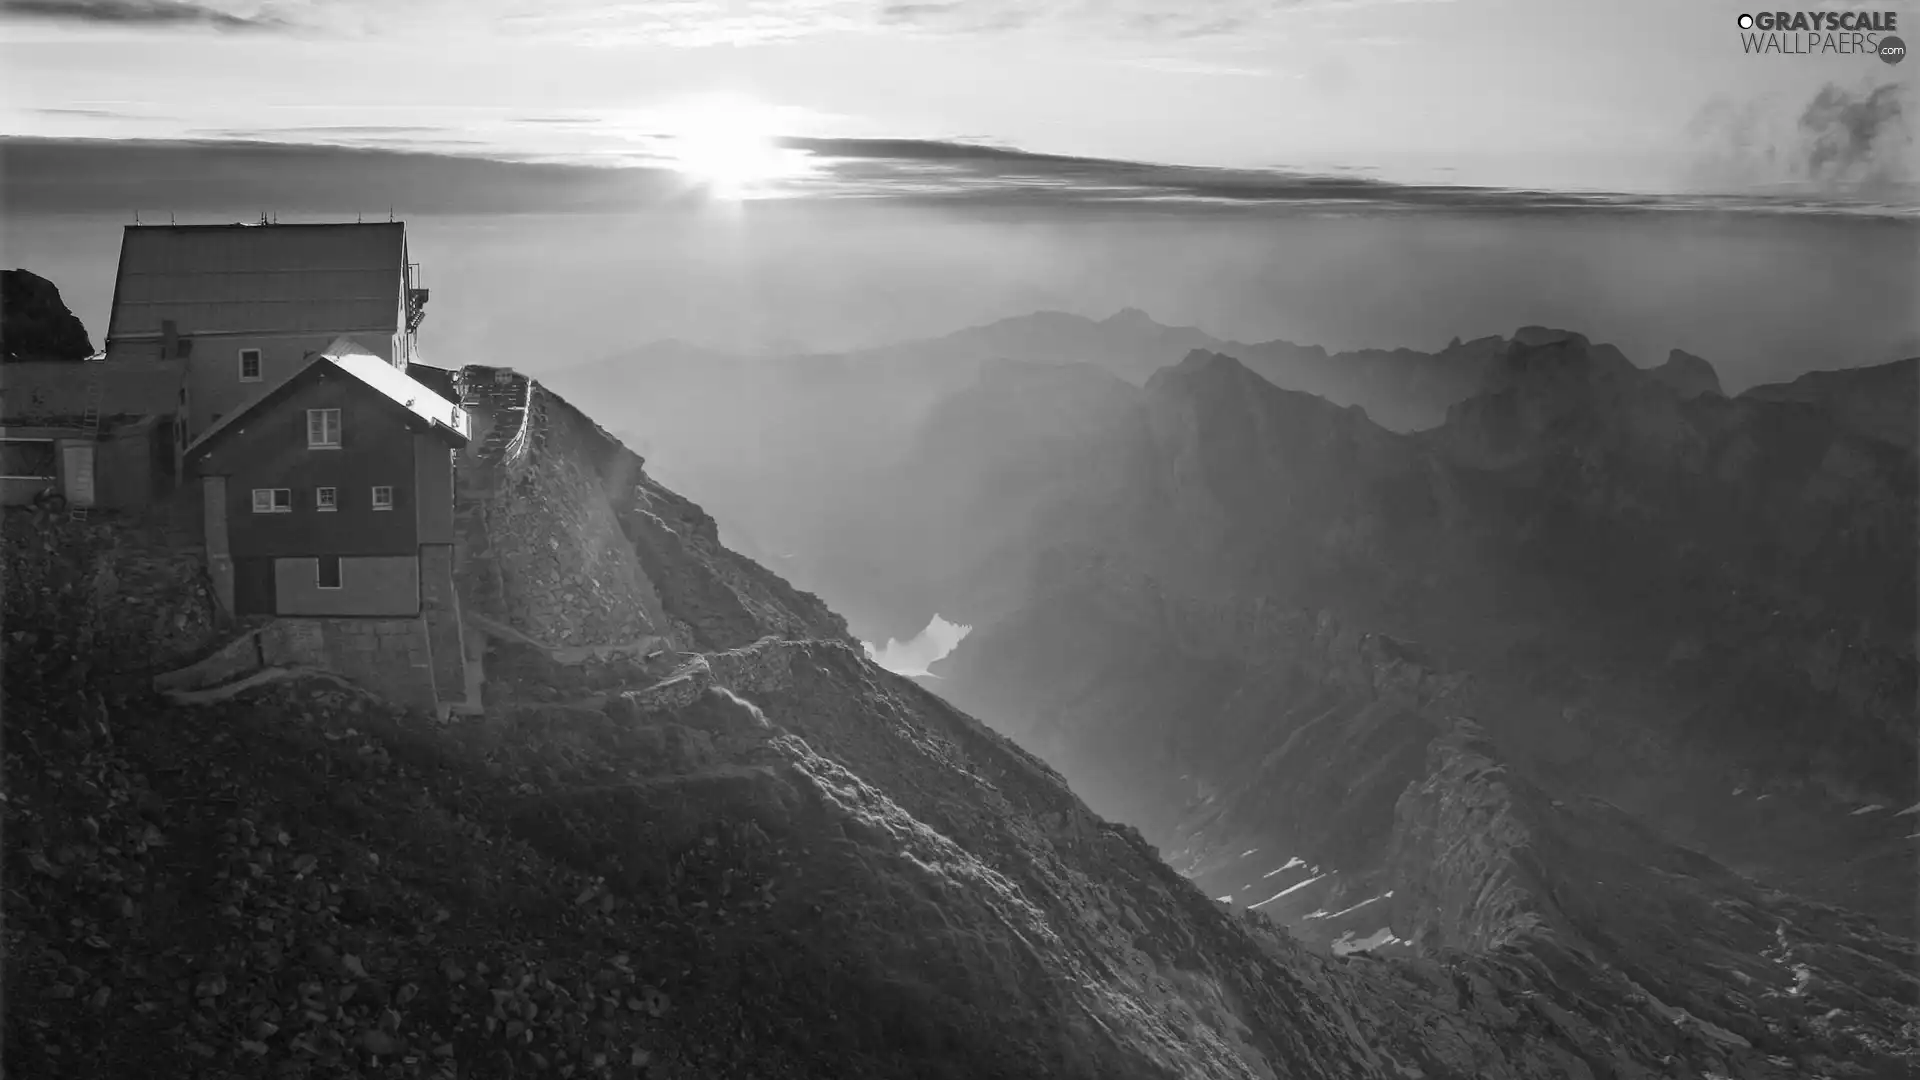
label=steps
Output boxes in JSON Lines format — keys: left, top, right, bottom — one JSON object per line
{"left": 69, "top": 350, "right": 108, "bottom": 521}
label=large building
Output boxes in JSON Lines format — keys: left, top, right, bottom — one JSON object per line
{"left": 104, "top": 221, "right": 430, "bottom": 445}
{"left": 185, "top": 336, "right": 468, "bottom": 619}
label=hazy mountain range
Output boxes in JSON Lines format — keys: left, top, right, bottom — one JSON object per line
{"left": 550, "top": 315, "right": 1917, "bottom": 943}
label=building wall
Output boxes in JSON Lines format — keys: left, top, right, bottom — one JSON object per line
{"left": 195, "top": 371, "right": 422, "bottom": 559}
{"left": 105, "top": 331, "right": 398, "bottom": 442}
{"left": 273, "top": 554, "right": 420, "bottom": 617}
{"left": 0, "top": 424, "right": 165, "bottom": 509}
{"left": 413, "top": 433, "right": 456, "bottom": 545}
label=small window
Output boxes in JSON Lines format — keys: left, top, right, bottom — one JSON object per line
{"left": 239, "top": 348, "right": 261, "bottom": 382}
{"left": 371, "top": 485, "right": 394, "bottom": 511}
{"left": 315, "top": 486, "right": 337, "bottom": 511}
{"left": 307, "top": 408, "right": 341, "bottom": 449}
{"left": 316, "top": 555, "right": 342, "bottom": 590}
{"left": 251, "top": 487, "right": 292, "bottom": 514}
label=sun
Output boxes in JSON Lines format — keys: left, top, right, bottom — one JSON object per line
{"left": 657, "top": 96, "right": 807, "bottom": 199}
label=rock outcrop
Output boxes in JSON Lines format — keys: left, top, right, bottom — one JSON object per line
{"left": 1650, "top": 347, "right": 1725, "bottom": 398}
{"left": 1, "top": 268, "right": 95, "bottom": 363}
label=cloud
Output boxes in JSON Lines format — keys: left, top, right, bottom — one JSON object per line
{"left": 0, "top": 0, "right": 288, "bottom": 30}
{"left": 1131, "top": 56, "right": 1280, "bottom": 77}
{"left": 873, "top": 0, "right": 1453, "bottom": 41}
{"left": 1686, "top": 80, "right": 1916, "bottom": 196}
{"left": 5, "top": 134, "right": 1907, "bottom": 220}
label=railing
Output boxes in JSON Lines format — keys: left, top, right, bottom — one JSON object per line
{"left": 500, "top": 377, "right": 535, "bottom": 477}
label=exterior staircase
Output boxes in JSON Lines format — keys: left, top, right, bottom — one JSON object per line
{"left": 69, "top": 350, "right": 108, "bottom": 521}
{"left": 443, "top": 365, "right": 534, "bottom": 717}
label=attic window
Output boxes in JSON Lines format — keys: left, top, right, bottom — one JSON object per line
{"left": 239, "top": 349, "right": 262, "bottom": 382}
{"left": 252, "top": 487, "right": 292, "bottom": 514}
{"left": 307, "top": 408, "right": 341, "bottom": 449}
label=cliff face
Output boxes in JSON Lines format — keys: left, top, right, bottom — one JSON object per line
{"left": 915, "top": 336, "right": 1913, "bottom": 943}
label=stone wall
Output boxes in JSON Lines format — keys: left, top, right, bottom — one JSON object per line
{"left": 481, "top": 385, "right": 670, "bottom": 648}
{"left": 255, "top": 617, "right": 440, "bottom": 713}
{"left": 418, "top": 543, "right": 468, "bottom": 704}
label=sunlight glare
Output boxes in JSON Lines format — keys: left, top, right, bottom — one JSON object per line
{"left": 658, "top": 96, "right": 808, "bottom": 199}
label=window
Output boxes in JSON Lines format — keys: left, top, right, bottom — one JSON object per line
{"left": 371, "top": 485, "right": 394, "bottom": 511}
{"left": 316, "top": 555, "right": 342, "bottom": 590}
{"left": 0, "top": 439, "right": 57, "bottom": 480}
{"left": 238, "top": 348, "right": 261, "bottom": 382}
{"left": 251, "top": 488, "right": 292, "bottom": 514}
{"left": 307, "top": 408, "right": 341, "bottom": 449}
{"left": 315, "top": 486, "right": 337, "bottom": 511}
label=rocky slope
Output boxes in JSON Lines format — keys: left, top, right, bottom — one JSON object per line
{"left": 10, "top": 521, "right": 1916, "bottom": 1079}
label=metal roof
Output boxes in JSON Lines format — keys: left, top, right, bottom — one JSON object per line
{"left": 318, "top": 336, "right": 469, "bottom": 439}
{"left": 106, "top": 222, "right": 406, "bottom": 341}
{"left": 184, "top": 336, "right": 468, "bottom": 460}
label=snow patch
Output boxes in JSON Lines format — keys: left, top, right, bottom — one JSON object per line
{"left": 1249, "top": 874, "right": 1327, "bottom": 910}
{"left": 1332, "top": 928, "right": 1400, "bottom": 955}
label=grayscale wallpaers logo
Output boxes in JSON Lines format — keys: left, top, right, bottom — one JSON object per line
{"left": 1736, "top": 10, "right": 1905, "bottom": 62}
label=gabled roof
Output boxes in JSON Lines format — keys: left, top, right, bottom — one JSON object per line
{"left": 185, "top": 336, "right": 469, "bottom": 462}
{"left": 106, "top": 222, "right": 406, "bottom": 341}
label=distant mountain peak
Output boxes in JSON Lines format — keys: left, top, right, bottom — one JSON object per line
{"left": 1486, "top": 327, "right": 1638, "bottom": 393}
{"left": 1162, "top": 347, "right": 1253, "bottom": 380}
{"left": 1650, "top": 348, "right": 1724, "bottom": 399}
{"left": 1510, "top": 325, "right": 1591, "bottom": 349}
{"left": 1103, "top": 306, "right": 1159, "bottom": 327}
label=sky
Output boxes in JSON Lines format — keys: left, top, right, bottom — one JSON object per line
{"left": 2, "top": 0, "right": 1916, "bottom": 386}
{"left": 2, "top": 0, "right": 1916, "bottom": 193}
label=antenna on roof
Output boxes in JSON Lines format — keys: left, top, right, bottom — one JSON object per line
{"left": 358, "top": 211, "right": 363, "bottom": 224}
{"left": 170, "top": 212, "right": 175, "bottom": 225}
{"left": 134, "top": 210, "right": 141, "bottom": 224}
{"left": 388, "top": 206, "right": 394, "bottom": 223}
